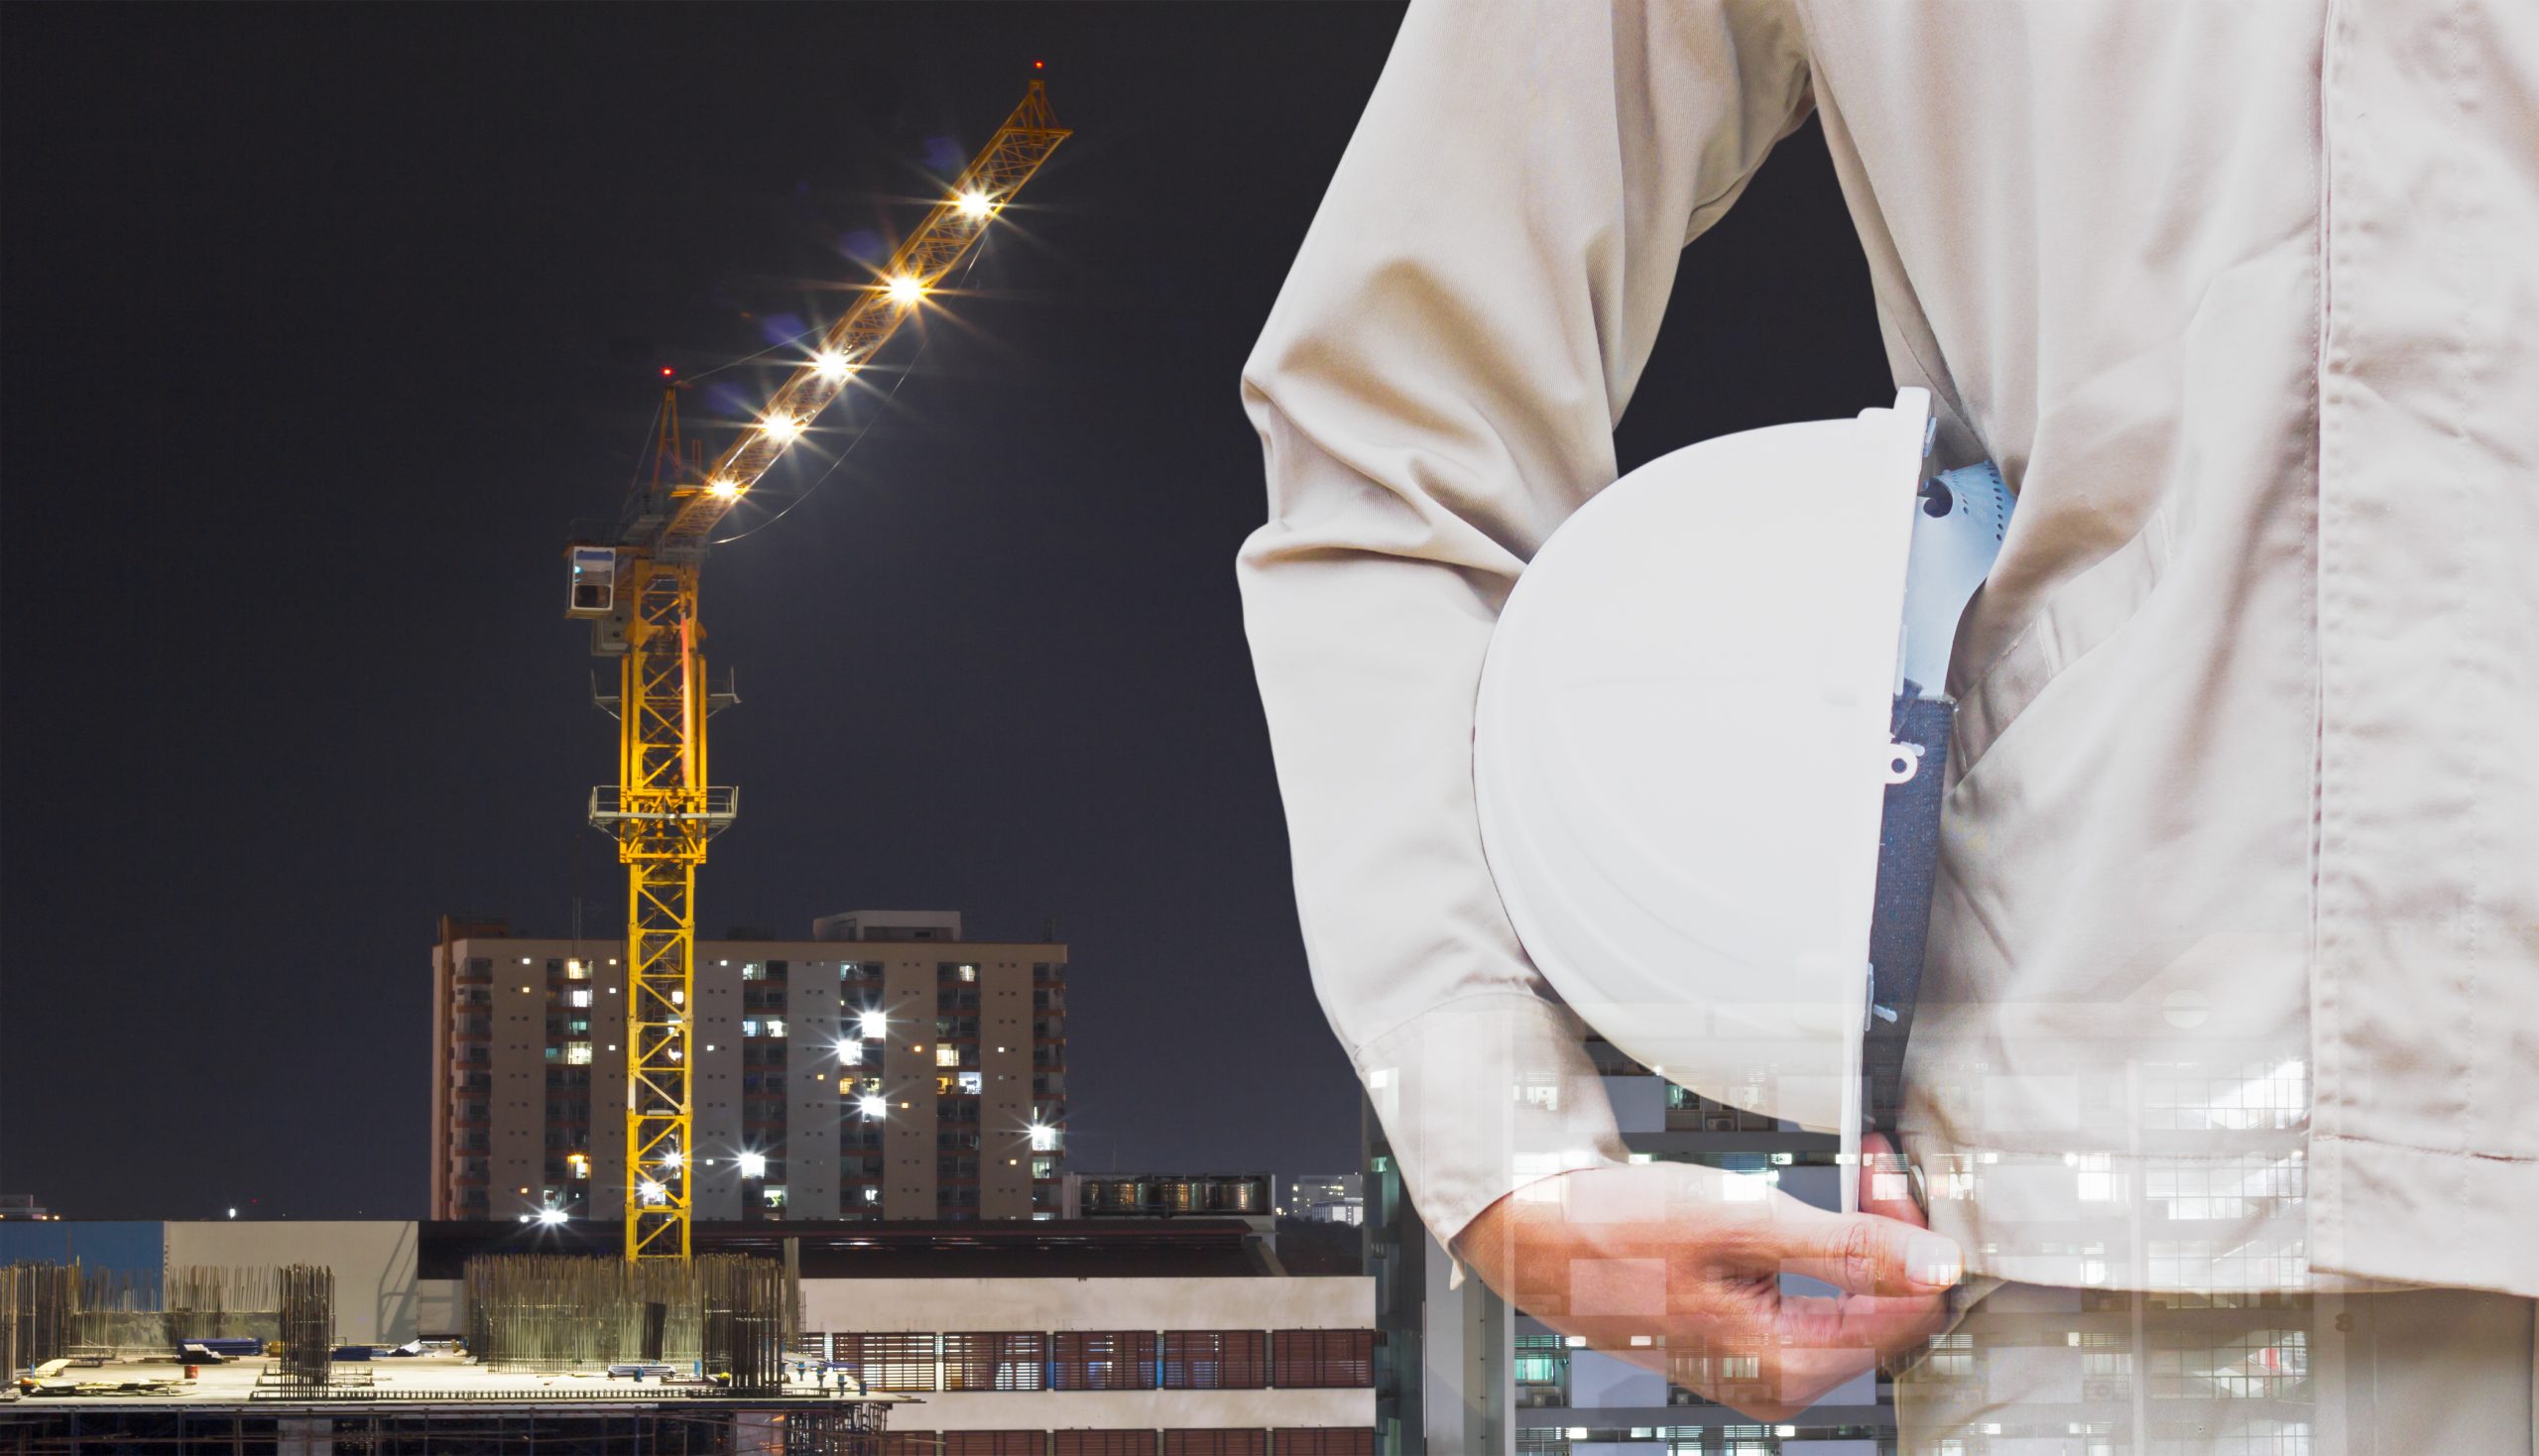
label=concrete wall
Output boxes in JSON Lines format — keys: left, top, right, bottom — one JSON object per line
{"left": 488, "top": 957, "right": 547, "bottom": 1220}
{"left": 415, "top": 1277, "right": 462, "bottom": 1339}
{"left": 783, "top": 956, "right": 842, "bottom": 1218}
{"left": 589, "top": 948, "right": 629, "bottom": 1220}
{"left": 164, "top": 1221, "right": 420, "bottom": 1344}
{"left": 693, "top": 952, "right": 745, "bottom": 1221}
{"left": 879, "top": 955, "right": 938, "bottom": 1219}
{"left": 979, "top": 954, "right": 1035, "bottom": 1219}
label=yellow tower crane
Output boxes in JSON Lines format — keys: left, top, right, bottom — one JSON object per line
{"left": 564, "top": 78, "right": 1069, "bottom": 1263}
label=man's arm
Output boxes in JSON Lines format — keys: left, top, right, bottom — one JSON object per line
{"left": 1237, "top": 0, "right": 1817, "bottom": 1254}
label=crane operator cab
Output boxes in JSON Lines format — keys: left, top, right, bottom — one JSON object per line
{"left": 566, "top": 546, "right": 619, "bottom": 616}
{"left": 1472, "top": 388, "right": 2014, "bottom": 1213}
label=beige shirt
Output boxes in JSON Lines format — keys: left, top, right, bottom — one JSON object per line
{"left": 1239, "top": 0, "right": 2539, "bottom": 1297}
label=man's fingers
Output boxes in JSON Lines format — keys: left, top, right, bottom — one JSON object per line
{"left": 1778, "top": 1205, "right": 1962, "bottom": 1296}
{"left": 1858, "top": 1133, "right": 1927, "bottom": 1228}
{"left": 1772, "top": 1290, "right": 1951, "bottom": 1353}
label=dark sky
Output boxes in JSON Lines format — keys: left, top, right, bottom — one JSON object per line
{"left": 0, "top": 4, "right": 1888, "bottom": 1219}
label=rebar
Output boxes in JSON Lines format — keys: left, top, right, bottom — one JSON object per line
{"left": 277, "top": 1263, "right": 335, "bottom": 1384}
{"left": 1, "top": 1263, "right": 295, "bottom": 1362}
{"left": 1, "top": 1262, "right": 80, "bottom": 1370}
{"left": 464, "top": 1253, "right": 798, "bottom": 1391}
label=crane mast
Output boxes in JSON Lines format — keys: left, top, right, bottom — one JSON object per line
{"left": 566, "top": 78, "right": 1069, "bottom": 1263}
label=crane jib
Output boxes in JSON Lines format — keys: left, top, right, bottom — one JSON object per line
{"left": 560, "top": 78, "right": 1068, "bottom": 1264}
{"left": 656, "top": 88, "right": 1070, "bottom": 556}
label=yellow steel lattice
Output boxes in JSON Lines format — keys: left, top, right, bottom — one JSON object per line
{"left": 588, "top": 79, "right": 1068, "bottom": 1263}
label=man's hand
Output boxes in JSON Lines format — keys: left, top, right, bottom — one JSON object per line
{"left": 1454, "top": 1135, "right": 1959, "bottom": 1421}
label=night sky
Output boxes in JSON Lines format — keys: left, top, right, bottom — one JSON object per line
{"left": 0, "top": 4, "right": 1888, "bottom": 1219}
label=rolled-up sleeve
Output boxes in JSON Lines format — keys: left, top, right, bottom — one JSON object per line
{"left": 1237, "top": 0, "right": 1814, "bottom": 1251}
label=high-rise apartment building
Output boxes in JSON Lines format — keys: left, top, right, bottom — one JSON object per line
{"left": 430, "top": 911, "right": 1067, "bottom": 1224}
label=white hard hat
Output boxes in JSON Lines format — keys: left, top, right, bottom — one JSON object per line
{"left": 1473, "top": 389, "right": 2011, "bottom": 1202}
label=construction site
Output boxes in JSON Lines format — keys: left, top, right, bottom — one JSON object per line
{"left": 0, "top": 1249, "right": 892, "bottom": 1453}
{"left": 1, "top": 61, "right": 1386, "bottom": 1454}
{"left": 5, "top": 73, "right": 1077, "bottom": 1456}
{"left": 0, "top": 1215, "right": 1376, "bottom": 1455}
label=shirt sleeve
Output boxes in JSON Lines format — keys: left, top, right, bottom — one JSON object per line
{"left": 1236, "top": 0, "right": 1816, "bottom": 1253}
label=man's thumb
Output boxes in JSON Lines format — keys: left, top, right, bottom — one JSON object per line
{"left": 1787, "top": 1209, "right": 1962, "bottom": 1296}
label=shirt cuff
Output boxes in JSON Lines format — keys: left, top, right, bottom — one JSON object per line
{"left": 1355, "top": 991, "right": 1632, "bottom": 1262}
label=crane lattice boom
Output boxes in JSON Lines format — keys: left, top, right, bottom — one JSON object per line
{"left": 565, "top": 77, "right": 1069, "bottom": 1263}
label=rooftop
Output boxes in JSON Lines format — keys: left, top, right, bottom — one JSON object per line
{"left": 419, "top": 1217, "right": 1277, "bottom": 1279}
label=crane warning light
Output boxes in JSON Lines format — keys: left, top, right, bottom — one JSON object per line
{"left": 761, "top": 414, "right": 805, "bottom": 443}
{"left": 707, "top": 478, "right": 741, "bottom": 500}
{"left": 886, "top": 274, "right": 926, "bottom": 304}
{"left": 1033, "top": 60, "right": 1044, "bottom": 69}
{"left": 660, "top": 366, "right": 674, "bottom": 378}
{"left": 814, "top": 350, "right": 853, "bottom": 382}
{"left": 956, "top": 189, "right": 993, "bottom": 220}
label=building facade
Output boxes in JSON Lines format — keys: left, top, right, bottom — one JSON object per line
{"left": 1280, "top": 1175, "right": 1363, "bottom": 1226}
{"left": 431, "top": 911, "right": 1066, "bottom": 1224}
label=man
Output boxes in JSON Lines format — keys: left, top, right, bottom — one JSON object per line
{"left": 1239, "top": 3, "right": 2539, "bottom": 1450}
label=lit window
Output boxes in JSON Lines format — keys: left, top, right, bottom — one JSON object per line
{"left": 957, "top": 1071, "right": 982, "bottom": 1095}
{"left": 959, "top": 965, "right": 978, "bottom": 983}
{"left": 763, "top": 1186, "right": 787, "bottom": 1208}
{"left": 1028, "top": 1124, "right": 1058, "bottom": 1153}
{"left": 838, "top": 1040, "right": 863, "bottom": 1066}
{"left": 743, "top": 1019, "right": 761, "bottom": 1037}
{"left": 742, "top": 963, "right": 766, "bottom": 982}
{"left": 568, "top": 989, "right": 592, "bottom": 1008}
{"left": 566, "top": 960, "right": 590, "bottom": 981}
{"left": 565, "top": 1042, "right": 593, "bottom": 1065}
{"left": 1031, "top": 1156, "right": 1056, "bottom": 1179}
{"left": 861, "top": 1187, "right": 881, "bottom": 1204}
{"left": 765, "top": 1019, "right": 786, "bottom": 1038}
{"left": 936, "top": 1044, "right": 961, "bottom": 1068}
